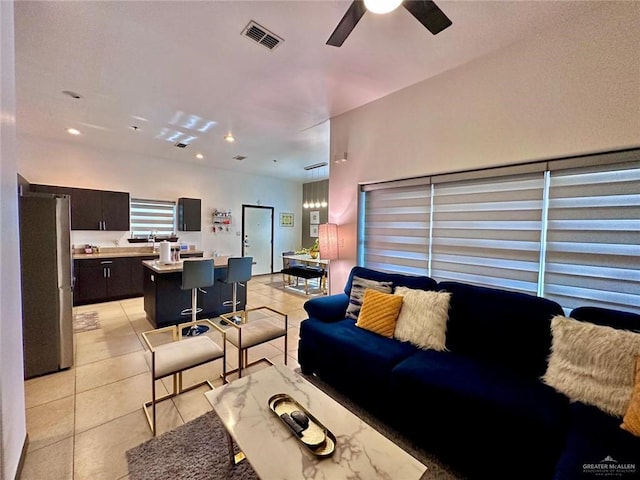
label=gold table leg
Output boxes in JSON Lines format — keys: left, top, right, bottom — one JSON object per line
{"left": 226, "top": 430, "right": 246, "bottom": 465}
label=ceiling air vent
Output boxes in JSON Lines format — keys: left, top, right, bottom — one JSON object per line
{"left": 174, "top": 142, "right": 188, "bottom": 148}
{"left": 232, "top": 155, "right": 247, "bottom": 161}
{"left": 242, "top": 21, "right": 283, "bottom": 51}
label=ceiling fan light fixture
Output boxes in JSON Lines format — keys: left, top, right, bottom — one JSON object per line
{"left": 364, "top": 0, "right": 402, "bottom": 14}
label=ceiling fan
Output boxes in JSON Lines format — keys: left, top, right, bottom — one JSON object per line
{"left": 327, "top": 0, "right": 452, "bottom": 47}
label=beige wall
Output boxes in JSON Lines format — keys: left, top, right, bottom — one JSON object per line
{"left": 328, "top": 2, "right": 640, "bottom": 291}
{"left": 17, "top": 134, "right": 303, "bottom": 272}
{"left": 1, "top": 1, "right": 28, "bottom": 478}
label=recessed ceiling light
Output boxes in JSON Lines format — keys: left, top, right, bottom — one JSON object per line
{"left": 67, "top": 128, "right": 81, "bottom": 136}
{"left": 224, "top": 134, "right": 235, "bottom": 143}
{"left": 195, "top": 153, "right": 204, "bottom": 159}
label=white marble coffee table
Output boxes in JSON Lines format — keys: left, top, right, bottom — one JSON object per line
{"left": 204, "top": 364, "right": 427, "bottom": 480}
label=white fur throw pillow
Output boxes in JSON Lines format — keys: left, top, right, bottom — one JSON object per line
{"left": 393, "top": 287, "right": 451, "bottom": 351}
{"left": 543, "top": 315, "right": 640, "bottom": 417}
{"left": 345, "top": 276, "right": 393, "bottom": 320}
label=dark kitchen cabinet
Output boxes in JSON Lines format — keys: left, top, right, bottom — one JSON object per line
{"left": 32, "top": 184, "right": 129, "bottom": 231}
{"left": 178, "top": 197, "right": 201, "bottom": 231}
{"left": 71, "top": 188, "right": 104, "bottom": 230}
{"left": 31, "top": 184, "right": 71, "bottom": 196}
{"left": 72, "top": 188, "right": 130, "bottom": 231}
{"left": 73, "top": 258, "right": 132, "bottom": 305}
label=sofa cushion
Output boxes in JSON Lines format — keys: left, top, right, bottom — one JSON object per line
{"left": 438, "top": 281, "right": 563, "bottom": 379}
{"left": 394, "top": 287, "right": 451, "bottom": 351}
{"left": 553, "top": 402, "right": 640, "bottom": 480}
{"left": 543, "top": 315, "right": 640, "bottom": 417}
{"left": 355, "top": 289, "right": 403, "bottom": 338}
{"left": 621, "top": 357, "right": 640, "bottom": 437}
{"left": 343, "top": 266, "right": 437, "bottom": 297}
{"left": 345, "top": 276, "right": 393, "bottom": 320}
{"left": 392, "top": 349, "right": 568, "bottom": 433}
{"left": 391, "top": 349, "right": 569, "bottom": 479}
{"left": 298, "top": 317, "right": 417, "bottom": 409}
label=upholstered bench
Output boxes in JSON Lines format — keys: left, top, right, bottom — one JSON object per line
{"left": 280, "top": 265, "right": 326, "bottom": 294}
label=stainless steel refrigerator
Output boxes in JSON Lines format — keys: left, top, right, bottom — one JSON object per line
{"left": 19, "top": 193, "right": 74, "bottom": 379}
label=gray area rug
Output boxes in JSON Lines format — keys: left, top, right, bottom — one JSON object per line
{"left": 126, "top": 412, "right": 257, "bottom": 480}
{"left": 126, "top": 369, "right": 465, "bottom": 480}
{"left": 73, "top": 311, "right": 100, "bottom": 333}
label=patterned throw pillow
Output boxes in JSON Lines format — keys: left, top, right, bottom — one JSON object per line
{"left": 621, "top": 357, "right": 640, "bottom": 437}
{"left": 345, "top": 276, "right": 393, "bottom": 320}
{"left": 394, "top": 287, "right": 451, "bottom": 351}
{"left": 542, "top": 315, "right": 640, "bottom": 417}
{"left": 355, "top": 289, "right": 404, "bottom": 338}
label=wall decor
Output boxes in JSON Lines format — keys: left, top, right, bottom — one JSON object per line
{"left": 280, "top": 212, "right": 294, "bottom": 227}
{"left": 310, "top": 224, "right": 319, "bottom": 237}
{"left": 310, "top": 210, "right": 320, "bottom": 225}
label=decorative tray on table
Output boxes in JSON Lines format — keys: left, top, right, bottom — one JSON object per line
{"left": 268, "top": 394, "right": 336, "bottom": 458}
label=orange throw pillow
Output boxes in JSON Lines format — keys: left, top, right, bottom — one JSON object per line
{"left": 355, "top": 288, "right": 404, "bottom": 338}
{"left": 621, "top": 357, "right": 640, "bottom": 437}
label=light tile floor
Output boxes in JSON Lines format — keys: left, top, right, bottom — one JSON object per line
{"left": 22, "top": 273, "right": 311, "bottom": 480}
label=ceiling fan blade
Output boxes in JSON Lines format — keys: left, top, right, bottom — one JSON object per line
{"left": 403, "top": 0, "right": 452, "bottom": 35}
{"left": 326, "top": 0, "right": 367, "bottom": 47}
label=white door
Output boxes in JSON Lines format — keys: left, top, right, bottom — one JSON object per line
{"left": 243, "top": 206, "right": 273, "bottom": 275}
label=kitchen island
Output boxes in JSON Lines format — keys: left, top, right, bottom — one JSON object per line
{"left": 142, "top": 256, "right": 246, "bottom": 328}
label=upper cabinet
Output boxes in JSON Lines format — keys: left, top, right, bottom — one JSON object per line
{"left": 177, "top": 197, "right": 201, "bottom": 231}
{"left": 32, "top": 184, "right": 130, "bottom": 231}
{"left": 71, "top": 188, "right": 129, "bottom": 231}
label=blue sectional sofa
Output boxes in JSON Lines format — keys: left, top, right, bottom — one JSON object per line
{"left": 298, "top": 266, "right": 640, "bottom": 480}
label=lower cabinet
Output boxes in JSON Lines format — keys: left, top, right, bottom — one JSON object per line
{"left": 74, "top": 252, "right": 206, "bottom": 306}
{"left": 74, "top": 258, "right": 131, "bottom": 305}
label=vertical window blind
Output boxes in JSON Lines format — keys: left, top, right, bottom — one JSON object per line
{"left": 543, "top": 165, "right": 640, "bottom": 312}
{"left": 430, "top": 174, "right": 545, "bottom": 294}
{"left": 130, "top": 199, "right": 176, "bottom": 236}
{"left": 362, "top": 182, "right": 431, "bottom": 275}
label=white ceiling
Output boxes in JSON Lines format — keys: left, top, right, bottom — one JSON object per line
{"left": 14, "top": 0, "right": 601, "bottom": 183}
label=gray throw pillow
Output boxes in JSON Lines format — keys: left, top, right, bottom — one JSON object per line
{"left": 345, "top": 276, "right": 393, "bottom": 320}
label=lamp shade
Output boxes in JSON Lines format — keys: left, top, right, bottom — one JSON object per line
{"left": 318, "top": 223, "right": 339, "bottom": 260}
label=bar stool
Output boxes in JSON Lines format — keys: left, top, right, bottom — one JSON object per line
{"left": 181, "top": 258, "right": 214, "bottom": 336}
{"left": 220, "top": 256, "right": 253, "bottom": 324}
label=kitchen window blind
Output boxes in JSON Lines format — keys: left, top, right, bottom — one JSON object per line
{"left": 543, "top": 164, "right": 640, "bottom": 313}
{"left": 130, "top": 198, "right": 176, "bottom": 236}
{"left": 362, "top": 182, "right": 431, "bottom": 275}
{"left": 430, "top": 174, "right": 545, "bottom": 294}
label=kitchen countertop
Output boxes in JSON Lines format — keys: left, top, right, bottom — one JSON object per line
{"left": 142, "top": 255, "right": 230, "bottom": 273}
{"left": 73, "top": 250, "right": 204, "bottom": 260}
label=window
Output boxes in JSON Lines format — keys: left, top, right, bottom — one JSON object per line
{"left": 130, "top": 198, "right": 176, "bottom": 236}
{"left": 362, "top": 180, "right": 431, "bottom": 275}
{"left": 431, "top": 173, "right": 545, "bottom": 294}
{"left": 360, "top": 149, "right": 640, "bottom": 313}
{"left": 543, "top": 165, "right": 640, "bottom": 312}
